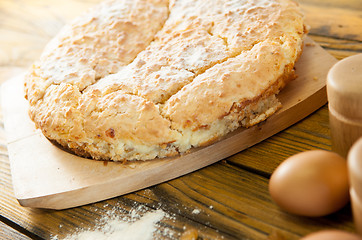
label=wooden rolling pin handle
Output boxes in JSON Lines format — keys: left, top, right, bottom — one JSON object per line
{"left": 327, "top": 54, "right": 362, "bottom": 158}
{"left": 348, "top": 138, "right": 362, "bottom": 235}
{"left": 350, "top": 188, "right": 362, "bottom": 235}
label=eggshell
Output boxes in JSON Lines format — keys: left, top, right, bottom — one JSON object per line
{"left": 301, "top": 230, "right": 362, "bottom": 240}
{"left": 269, "top": 150, "right": 349, "bottom": 217}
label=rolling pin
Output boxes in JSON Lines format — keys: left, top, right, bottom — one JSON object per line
{"left": 327, "top": 53, "right": 362, "bottom": 158}
{"left": 348, "top": 137, "right": 362, "bottom": 235}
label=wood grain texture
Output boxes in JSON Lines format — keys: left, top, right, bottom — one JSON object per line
{"left": 302, "top": 3, "right": 362, "bottom": 41}
{"left": 0, "top": 0, "right": 99, "bottom": 68}
{"left": 0, "top": 0, "right": 361, "bottom": 239}
{"left": 2, "top": 37, "right": 336, "bottom": 210}
{"left": 0, "top": 221, "right": 33, "bottom": 240}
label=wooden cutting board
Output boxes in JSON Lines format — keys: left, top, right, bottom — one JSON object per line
{"left": 1, "top": 37, "right": 337, "bottom": 210}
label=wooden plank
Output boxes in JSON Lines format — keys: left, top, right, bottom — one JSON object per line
{"left": 0, "top": 0, "right": 101, "bottom": 68}
{"left": 0, "top": 150, "right": 355, "bottom": 240}
{"left": 0, "top": 221, "right": 33, "bottom": 240}
{"left": 1, "top": 37, "right": 337, "bottom": 210}
{"left": 0, "top": 149, "right": 227, "bottom": 240}
{"left": 1, "top": 0, "right": 360, "bottom": 69}
{"left": 299, "top": 0, "right": 362, "bottom": 11}
{"left": 308, "top": 35, "right": 362, "bottom": 60}
{"left": 228, "top": 105, "right": 331, "bottom": 176}
{"left": 0, "top": 0, "right": 359, "bottom": 239}
{"left": 300, "top": 2, "right": 362, "bottom": 41}
{"left": 151, "top": 163, "right": 355, "bottom": 239}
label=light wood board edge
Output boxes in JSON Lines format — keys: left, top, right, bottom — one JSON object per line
{"left": 1, "top": 37, "right": 338, "bottom": 209}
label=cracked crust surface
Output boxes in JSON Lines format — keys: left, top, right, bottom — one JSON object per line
{"left": 25, "top": 0, "right": 305, "bottom": 161}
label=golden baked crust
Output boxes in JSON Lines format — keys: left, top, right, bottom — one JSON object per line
{"left": 25, "top": 0, "right": 305, "bottom": 161}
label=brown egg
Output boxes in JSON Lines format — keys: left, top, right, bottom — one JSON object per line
{"left": 301, "top": 230, "right": 362, "bottom": 240}
{"left": 269, "top": 150, "right": 349, "bottom": 217}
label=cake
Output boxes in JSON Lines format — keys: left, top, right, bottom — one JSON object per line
{"left": 24, "top": 0, "right": 305, "bottom": 161}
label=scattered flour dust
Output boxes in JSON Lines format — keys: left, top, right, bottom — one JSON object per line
{"left": 191, "top": 208, "right": 201, "bottom": 215}
{"left": 59, "top": 207, "right": 169, "bottom": 240}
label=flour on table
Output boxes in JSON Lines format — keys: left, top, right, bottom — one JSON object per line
{"left": 67, "top": 209, "right": 164, "bottom": 240}
{"left": 54, "top": 206, "right": 168, "bottom": 240}
{"left": 191, "top": 208, "right": 201, "bottom": 214}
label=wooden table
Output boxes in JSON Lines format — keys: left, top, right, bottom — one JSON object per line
{"left": 0, "top": 0, "right": 361, "bottom": 239}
